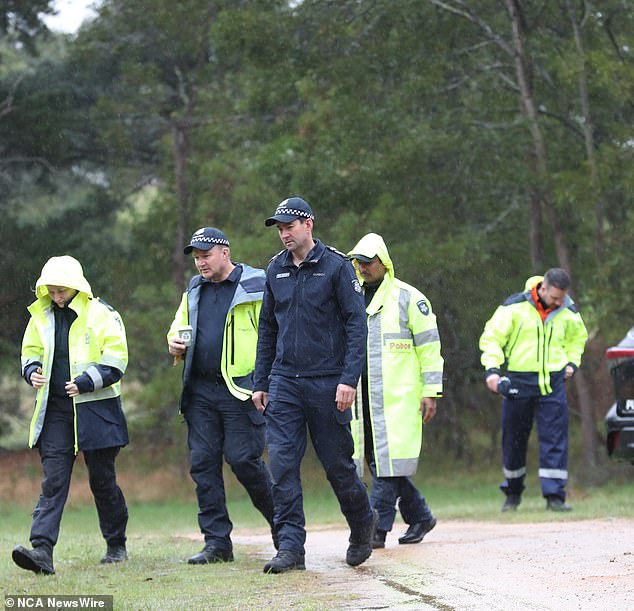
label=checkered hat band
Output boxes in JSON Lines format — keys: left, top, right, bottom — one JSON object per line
{"left": 275, "top": 207, "right": 314, "bottom": 220}
{"left": 192, "top": 236, "right": 229, "bottom": 246}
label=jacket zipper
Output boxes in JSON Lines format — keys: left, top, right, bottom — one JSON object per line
{"left": 230, "top": 311, "right": 235, "bottom": 366}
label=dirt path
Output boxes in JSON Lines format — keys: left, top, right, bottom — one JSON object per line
{"left": 234, "top": 518, "right": 634, "bottom": 610}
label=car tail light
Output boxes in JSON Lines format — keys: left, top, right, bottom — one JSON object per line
{"left": 607, "top": 431, "right": 620, "bottom": 456}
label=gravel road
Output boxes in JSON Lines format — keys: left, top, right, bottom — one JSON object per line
{"left": 234, "top": 518, "right": 634, "bottom": 610}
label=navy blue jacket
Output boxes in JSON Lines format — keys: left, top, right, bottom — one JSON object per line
{"left": 254, "top": 239, "right": 367, "bottom": 391}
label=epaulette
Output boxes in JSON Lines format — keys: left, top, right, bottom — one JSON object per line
{"left": 97, "top": 297, "right": 115, "bottom": 311}
{"left": 326, "top": 245, "right": 347, "bottom": 258}
{"left": 268, "top": 249, "right": 285, "bottom": 264}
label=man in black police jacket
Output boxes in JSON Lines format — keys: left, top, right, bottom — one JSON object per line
{"left": 253, "top": 196, "right": 376, "bottom": 574}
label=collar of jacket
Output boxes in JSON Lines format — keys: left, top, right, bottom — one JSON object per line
{"left": 366, "top": 275, "right": 394, "bottom": 317}
{"left": 28, "top": 290, "right": 90, "bottom": 318}
{"left": 280, "top": 239, "right": 325, "bottom": 268}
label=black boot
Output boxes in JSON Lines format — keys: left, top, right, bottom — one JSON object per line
{"left": 188, "top": 545, "right": 234, "bottom": 564}
{"left": 372, "top": 529, "right": 387, "bottom": 549}
{"left": 346, "top": 509, "right": 378, "bottom": 567}
{"left": 398, "top": 515, "right": 437, "bottom": 544}
{"left": 101, "top": 544, "right": 128, "bottom": 564}
{"left": 501, "top": 494, "right": 522, "bottom": 512}
{"left": 12, "top": 545, "right": 55, "bottom": 575}
{"left": 546, "top": 495, "right": 572, "bottom": 512}
{"left": 263, "top": 550, "right": 306, "bottom": 574}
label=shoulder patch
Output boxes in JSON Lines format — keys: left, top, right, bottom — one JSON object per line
{"left": 97, "top": 297, "right": 115, "bottom": 311}
{"left": 326, "top": 245, "right": 347, "bottom": 258}
{"left": 352, "top": 278, "right": 362, "bottom": 294}
{"left": 417, "top": 299, "right": 430, "bottom": 315}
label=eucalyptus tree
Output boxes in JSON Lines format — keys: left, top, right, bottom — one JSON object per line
{"left": 424, "top": 0, "right": 633, "bottom": 468}
{"left": 71, "top": 0, "right": 297, "bottom": 293}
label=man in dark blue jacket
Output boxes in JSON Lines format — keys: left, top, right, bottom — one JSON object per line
{"left": 253, "top": 196, "right": 376, "bottom": 574}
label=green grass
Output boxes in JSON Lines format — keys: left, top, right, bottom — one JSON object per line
{"left": 2, "top": 466, "right": 634, "bottom": 610}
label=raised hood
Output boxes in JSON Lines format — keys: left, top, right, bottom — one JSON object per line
{"left": 348, "top": 232, "right": 395, "bottom": 283}
{"left": 35, "top": 255, "right": 93, "bottom": 300}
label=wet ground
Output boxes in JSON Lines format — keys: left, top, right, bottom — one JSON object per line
{"left": 234, "top": 518, "right": 634, "bottom": 610}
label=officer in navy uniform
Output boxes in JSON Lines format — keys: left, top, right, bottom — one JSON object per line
{"left": 253, "top": 197, "right": 377, "bottom": 574}
{"left": 168, "top": 228, "right": 276, "bottom": 564}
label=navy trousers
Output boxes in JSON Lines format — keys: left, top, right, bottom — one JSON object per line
{"left": 500, "top": 383, "right": 569, "bottom": 500}
{"left": 265, "top": 375, "right": 373, "bottom": 554}
{"left": 365, "top": 454, "right": 433, "bottom": 533}
{"left": 31, "top": 402, "right": 128, "bottom": 551}
{"left": 183, "top": 379, "right": 274, "bottom": 551}
{"left": 363, "top": 407, "right": 432, "bottom": 532}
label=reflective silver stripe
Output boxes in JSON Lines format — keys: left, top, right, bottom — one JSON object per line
{"left": 352, "top": 378, "right": 365, "bottom": 478}
{"left": 381, "top": 289, "right": 413, "bottom": 343}
{"left": 30, "top": 308, "right": 56, "bottom": 446}
{"left": 503, "top": 466, "right": 526, "bottom": 479}
{"left": 383, "top": 332, "right": 411, "bottom": 342}
{"left": 539, "top": 468, "right": 568, "bottom": 480}
{"left": 392, "top": 458, "right": 418, "bottom": 474}
{"left": 423, "top": 371, "right": 443, "bottom": 385}
{"left": 73, "top": 357, "right": 126, "bottom": 377}
{"left": 101, "top": 355, "right": 127, "bottom": 372}
{"left": 368, "top": 313, "right": 392, "bottom": 475}
{"left": 413, "top": 328, "right": 440, "bottom": 346}
{"left": 398, "top": 288, "right": 409, "bottom": 333}
{"left": 75, "top": 385, "right": 120, "bottom": 403}
{"left": 85, "top": 365, "right": 104, "bottom": 390}
{"left": 21, "top": 356, "right": 41, "bottom": 373}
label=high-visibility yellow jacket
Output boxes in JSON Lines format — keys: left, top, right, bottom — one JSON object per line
{"left": 21, "top": 256, "right": 128, "bottom": 453}
{"left": 348, "top": 234, "right": 443, "bottom": 477}
{"left": 167, "top": 264, "right": 264, "bottom": 405}
{"left": 479, "top": 275, "right": 588, "bottom": 396}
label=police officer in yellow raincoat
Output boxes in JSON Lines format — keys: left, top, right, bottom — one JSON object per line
{"left": 13, "top": 256, "right": 129, "bottom": 575}
{"left": 348, "top": 233, "right": 443, "bottom": 549}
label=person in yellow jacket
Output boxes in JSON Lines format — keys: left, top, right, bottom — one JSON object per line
{"left": 348, "top": 233, "right": 443, "bottom": 549}
{"left": 13, "top": 256, "right": 129, "bottom": 575}
{"left": 479, "top": 268, "right": 588, "bottom": 512}
{"left": 167, "top": 227, "right": 275, "bottom": 564}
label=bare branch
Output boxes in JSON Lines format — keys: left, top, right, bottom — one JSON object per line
{"left": 0, "top": 74, "right": 25, "bottom": 120}
{"left": 0, "top": 156, "right": 55, "bottom": 172}
{"left": 428, "top": 0, "right": 515, "bottom": 57}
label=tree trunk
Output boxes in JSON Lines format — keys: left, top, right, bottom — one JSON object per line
{"left": 563, "top": 0, "right": 603, "bottom": 466}
{"left": 171, "top": 121, "right": 190, "bottom": 293}
{"left": 565, "top": 0, "right": 606, "bottom": 263}
{"left": 504, "top": 0, "right": 598, "bottom": 465}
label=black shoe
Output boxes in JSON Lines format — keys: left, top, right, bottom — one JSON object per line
{"left": 546, "top": 496, "right": 572, "bottom": 512}
{"left": 101, "top": 544, "right": 128, "bottom": 564}
{"left": 263, "top": 550, "right": 306, "bottom": 574}
{"left": 188, "top": 545, "right": 234, "bottom": 564}
{"left": 372, "top": 529, "right": 387, "bottom": 549}
{"left": 12, "top": 545, "right": 55, "bottom": 575}
{"left": 346, "top": 509, "right": 378, "bottom": 566}
{"left": 501, "top": 494, "right": 522, "bottom": 513}
{"left": 398, "top": 515, "right": 437, "bottom": 545}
